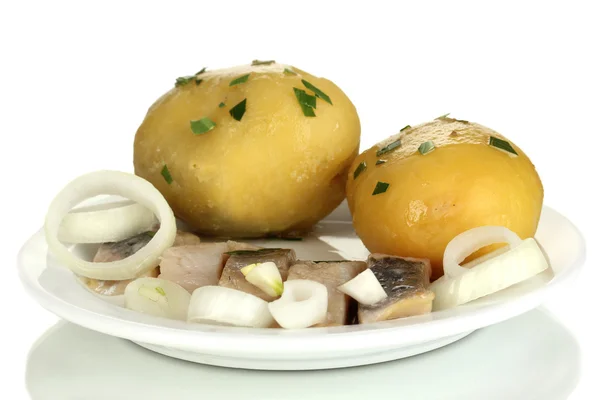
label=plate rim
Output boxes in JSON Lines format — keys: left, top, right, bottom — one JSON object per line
{"left": 17, "top": 205, "right": 586, "bottom": 357}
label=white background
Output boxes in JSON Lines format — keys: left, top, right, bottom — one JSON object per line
{"left": 2, "top": 1, "right": 598, "bottom": 398}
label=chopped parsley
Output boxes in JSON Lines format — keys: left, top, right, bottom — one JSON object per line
{"left": 229, "top": 98, "right": 247, "bottom": 121}
{"left": 230, "top": 74, "right": 250, "bottom": 86}
{"left": 190, "top": 117, "right": 216, "bottom": 135}
{"left": 489, "top": 136, "right": 518, "bottom": 155}
{"left": 372, "top": 181, "right": 390, "bottom": 196}
{"left": 301, "top": 79, "right": 332, "bottom": 105}
{"left": 252, "top": 60, "right": 275, "bottom": 66}
{"left": 376, "top": 139, "right": 402, "bottom": 157}
{"left": 353, "top": 161, "right": 367, "bottom": 179}
{"left": 418, "top": 141, "right": 435, "bottom": 155}
{"left": 293, "top": 88, "right": 317, "bottom": 117}
{"left": 175, "top": 76, "right": 195, "bottom": 87}
{"left": 161, "top": 165, "right": 173, "bottom": 184}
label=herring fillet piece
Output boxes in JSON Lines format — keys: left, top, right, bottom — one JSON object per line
{"left": 288, "top": 260, "right": 366, "bottom": 326}
{"left": 218, "top": 248, "right": 296, "bottom": 301}
{"left": 158, "top": 243, "right": 229, "bottom": 293}
{"left": 78, "top": 230, "right": 200, "bottom": 296}
{"left": 358, "top": 254, "right": 434, "bottom": 324}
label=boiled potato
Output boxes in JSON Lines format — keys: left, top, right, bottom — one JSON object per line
{"left": 346, "top": 117, "right": 543, "bottom": 279}
{"left": 134, "top": 62, "right": 360, "bottom": 237}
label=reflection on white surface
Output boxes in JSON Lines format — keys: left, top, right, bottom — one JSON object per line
{"left": 26, "top": 308, "right": 579, "bottom": 400}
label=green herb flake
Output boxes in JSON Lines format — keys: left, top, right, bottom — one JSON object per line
{"left": 372, "top": 181, "right": 390, "bottom": 196}
{"left": 252, "top": 60, "right": 275, "bottom": 66}
{"left": 489, "top": 136, "right": 518, "bottom": 155}
{"left": 230, "top": 74, "right": 251, "bottom": 86}
{"left": 400, "top": 125, "right": 411, "bottom": 132}
{"left": 284, "top": 68, "right": 297, "bottom": 75}
{"left": 229, "top": 98, "right": 247, "bottom": 121}
{"left": 161, "top": 165, "right": 173, "bottom": 184}
{"left": 190, "top": 117, "right": 216, "bottom": 135}
{"left": 195, "top": 67, "right": 207, "bottom": 75}
{"left": 456, "top": 119, "right": 469, "bottom": 123}
{"left": 294, "top": 88, "right": 317, "bottom": 108}
{"left": 353, "top": 161, "right": 367, "bottom": 179}
{"left": 418, "top": 140, "right": 435, "bottom": 155}
{"left": 145, "top": 231, "right": 156, "bottom": 238}
{"left": 218, "top": 102, "right": 226, "bottom": 108}
{"left": 155, "top": 287, "right": 166, "bottom": 296}
{"left": 293, "top": 88, "right": 317, "bottom": 117}
{"left": 376, "top": 139, "right": 402, "bottom": 157}
{"left": 195, "top": 78, "right": 203, "bottom": 86}
{"left": 436, "top": 113, "right": 451, "bottom": 120}
{"left": 301, "top": 79, "right": 332, "bottom": 105}
{"left": 376, "top": 159, "right": 387, "bottom": 165}
{"left": 175, "top": 76, "right": 195, "bottom": 87}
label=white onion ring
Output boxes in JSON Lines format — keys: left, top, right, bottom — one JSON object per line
{"left": 268, "top": 280, "right": 328, "bottom": 329}
{"left": 443, "top": 226, "right": 522, "bottom": 278}
{"left": 58, "top": 199, "right": 157, "bottom": 244}
{"left": 44, "top": 171, "right": 176, "bottom": 280}
{"left": 188, "top": 286, "right": 274, "bottom": 328}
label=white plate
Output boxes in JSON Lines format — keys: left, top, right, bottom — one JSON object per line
{"left": 17, "top": 203, "right": 585, "bottom": 370}
{"left": 26, "top": 308, "right": 581, "bottom": 400}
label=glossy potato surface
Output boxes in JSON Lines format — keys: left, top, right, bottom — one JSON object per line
{"left": 134, "top": 63, "right": 360, "bottom": 237}
{"left": 346, "top": 118, "right": 543, "bottom": 279}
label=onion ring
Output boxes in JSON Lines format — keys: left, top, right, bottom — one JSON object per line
{"left": 58, "top": 199, "right": 157, "bottom": 244}
{"left": 443, "top": 226, "right": 522, "bottom": 278}
{"left": 44, "top": 171, "right": 176, "bottom": 280}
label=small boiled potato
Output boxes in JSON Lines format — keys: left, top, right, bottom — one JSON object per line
{"left": 346, "top": 117, "right": 543, "bottom": 280}
{"left": 134, "top": 62, "right": 360, "bottom": 237}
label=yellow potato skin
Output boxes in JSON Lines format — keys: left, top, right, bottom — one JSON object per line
{"left": 134, "top": 64, "right": 360, "bottom": 237}
{"left": 346, "top": 119, "right": 543, "bottom": 280}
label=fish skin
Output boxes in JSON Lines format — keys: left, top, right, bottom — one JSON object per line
{"left": 288, "top": 260, "right": 366, "bottom": 326}
{"left": 80, "top": 230, "right": 200, "bottom": 296}
{"left": 358, "top": 254, "right": 434, "bottom": 324}
{"left": 218, "top": 249, "right": 296, "bottom": 301}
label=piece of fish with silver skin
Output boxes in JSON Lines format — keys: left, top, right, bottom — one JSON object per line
{"left": 157, "top": 240, "right": 259, "bottom": 293}
{"left": 288, "top": 260, "right": 366, "bottom": 326}
{"left": 358, "top": 254, "right": 434, "bottom": 324}
{"left": 78, "top": 230, "right": 201, "bottom": 296}
{"left": 218, "top": 248, "right": 296, "bottom": 301}
{"left": 158, "top": 243, "right": 229, "bottom": 293}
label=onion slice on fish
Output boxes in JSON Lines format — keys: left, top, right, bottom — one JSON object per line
{"left": 443, "top": 226, "right": 523, "bottom": 279}
{"left": 44, "top": 171, "right": 176, "bottom": 280}
{"left": 188, "top": 286, "right": 274, "bottom": 328}
{"left": 431, "top": 237, "right": 550, "bottom": 310}
{"left": 58, "top": 199, "right": 157, "bottom": 244}
{"left": 337, "top": 269, "right": 388, "bottom": 305}
{"left": 124, "top": 277, "right": 191, "bottom": 320}
{"left": 241, "top": 262, "right": 283, "bottom": 297}
{"left": 268, "top": 280, "right": 328, "bottom": 329}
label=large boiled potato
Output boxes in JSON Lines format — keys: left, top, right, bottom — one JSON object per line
{"left": 134, "top": 62, "right": 360, "bottom": 237}
{"left": 346, "top": 117, "right": 543, "bottom": 279}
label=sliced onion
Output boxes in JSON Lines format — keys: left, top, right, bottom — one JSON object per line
{"left": 241, "top": 262, "right": 283, "bottom": 297}
{"left": 443, "top": 226, "right": 522, "bottom": 278}
{"left": 58, "top": 199, "right": 157, "bottom": 244}
{"left": 44, "top": 171, "right": 176, "bottom": 280}
{"left": 124, "top": 277, "right": 191, "bottom": 320}
{"left": 188, "top": 286, "right": 274, "bottom": 328}
{"left": 431, "top": 238, "right": 550, "bottom": 310}
{"left": 337, "top": 269, "right": 387, "bottom": 305}
{"left": 268, "top": 280, "right": 328, "bottom": 329}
